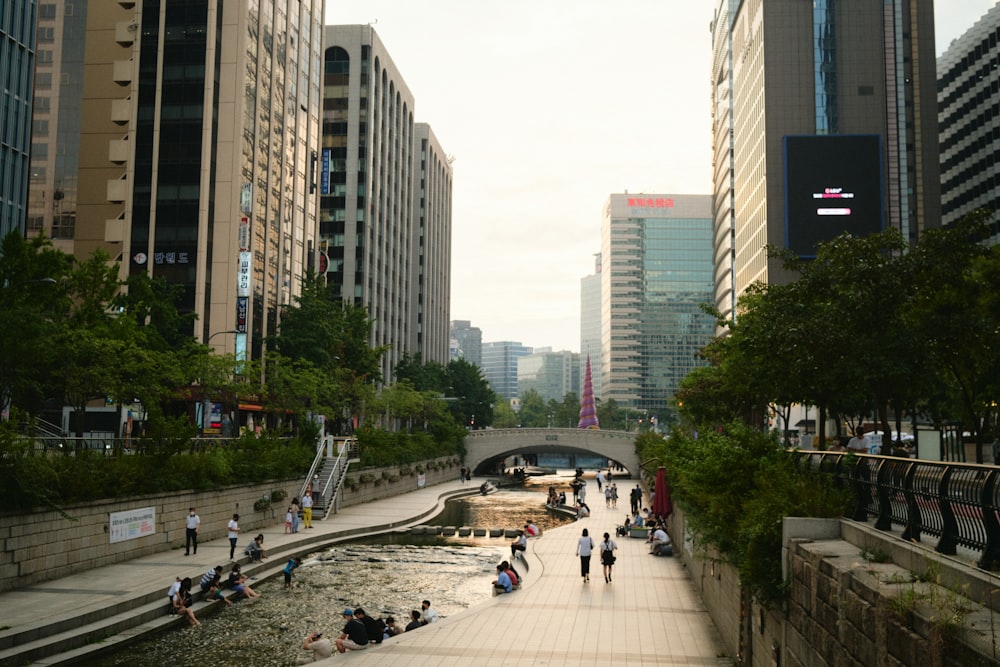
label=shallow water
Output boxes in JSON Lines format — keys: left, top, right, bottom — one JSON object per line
{"left": 82, "top": 486, "right": 574, "bottom": 667}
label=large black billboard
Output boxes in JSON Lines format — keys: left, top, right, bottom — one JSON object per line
{"left": 783, "top": 135, "right": 883, "bottom": 257}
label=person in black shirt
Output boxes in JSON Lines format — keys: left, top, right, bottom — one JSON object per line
{"left": 335, "top": 609, "right": 369, "bottom": 653}
{"left": 353, "top": 608, "right": 384, "bottom": 644}
{"left": 405, "top": 610, "right": 423, "bottom": 631}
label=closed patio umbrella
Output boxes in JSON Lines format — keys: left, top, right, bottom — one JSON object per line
{"left": 653, "top": 466, "right": 672, "bottom": 518}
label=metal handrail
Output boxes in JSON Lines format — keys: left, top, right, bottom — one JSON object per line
{"left": 795, "top": 451, "right": 1000, "bottom": 571}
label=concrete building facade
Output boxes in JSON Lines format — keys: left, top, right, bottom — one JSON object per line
{"left": 73, "top": 0, "right": 325, "bottom": 363}
{"left": 938, "top": 3, "right": 1000, "bottom": 241}
{"left": 713, "top": 0, "right": 940, "bottom": 314}
{"left": 450, "top": 319, "right": 482, "bottom": 366}
{"left": 319, "top": 25, "right": 452, "bottom": 380}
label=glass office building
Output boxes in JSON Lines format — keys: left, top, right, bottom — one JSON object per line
{"left": 600, "top": 194, "right": 714, "bottom": 415}
{"left": 1, "top": 0, "right": 36, "bottom": 238}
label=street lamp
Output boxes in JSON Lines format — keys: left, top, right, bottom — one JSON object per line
{"left": 206, "top": 329, "right": 239, "bottom": 351}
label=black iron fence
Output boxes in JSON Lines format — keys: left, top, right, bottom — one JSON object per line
{"left": 795, "top": 451, "right": 1000, "bottom": 571}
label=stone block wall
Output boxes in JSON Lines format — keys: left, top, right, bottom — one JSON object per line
{"left": 335, "top": 457, "right": 463, "bottom": 508}
{"left": 0, "top": 456, "right": 464, "bottom": 593}
{"left": 668, "top": 507, "right": 997, "bottom": 666}
{"left": 0, "top": 479, "right": 301, "bottom": 592}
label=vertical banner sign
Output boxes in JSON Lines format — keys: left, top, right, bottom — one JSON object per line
{"left": 321, "top": 149, "right": 331, "bottom": 195}
{"left": 238, "top": 251, "right": 252, "bottom": 297}
{"left": 236, "top": 296, "right": 248, "bottom": 333}
{"left": 238, "top": 216, "right": 250, "bottom": 252}
{"left": 240, "top": 183, "right": 253, "bottom": 215}
{"left": 109, "top": 507, "right": 156, "bottom": 544}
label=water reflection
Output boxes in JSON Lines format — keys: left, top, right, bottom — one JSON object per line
{"left": 82, "top": 486, "right": 573, "bottom": 667}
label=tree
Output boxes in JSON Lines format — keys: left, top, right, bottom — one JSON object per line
{"left": 906, "top": 212, "right": 999, "bottom": 462}
{"left": 0, "top": 232, "right": 72, "bottom": 417}
{"left": 445, "top": 358, "right": 495, "bottom": 429}
{"left": 517, "top": 388, "right": 548, "bottom": 427}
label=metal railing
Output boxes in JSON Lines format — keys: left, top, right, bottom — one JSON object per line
{"left": 795, "top": 451, "right": 1000, "bottom": 571}
{"left": 298, "top": 436, "right": 358, "bottom": 519}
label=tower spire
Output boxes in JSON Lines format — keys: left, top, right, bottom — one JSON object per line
{"left": 578, "top": 355, "right": 599, "bottom": 429}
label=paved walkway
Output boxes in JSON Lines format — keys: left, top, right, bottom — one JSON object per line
{"left": 0, "top": 477, "right": 729, "bottom": 666}
{"left": 317, "top": 480, "right": 729, "bottom": 666}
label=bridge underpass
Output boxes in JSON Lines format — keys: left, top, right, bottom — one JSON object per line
{"left": 463, "top": 427, "right": 639, "bottom": 476}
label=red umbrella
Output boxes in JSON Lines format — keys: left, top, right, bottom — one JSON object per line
{"left": 653, "top": 466, "right": 672, "bottom": 518}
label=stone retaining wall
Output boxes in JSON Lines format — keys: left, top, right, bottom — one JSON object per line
{"left": 0, "top": 479, "right": 301, "bottom": 592}
{"left": 333, "top": 457, "right": 463, "bottom": 508}
{"left": 0, "top": 456, "right": 464, "bottom": 593}
{"left": 668, "top": 507, "right": 998, "bottom": 666}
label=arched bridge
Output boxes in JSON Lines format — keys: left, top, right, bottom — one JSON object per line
{"left": 463, "top": 428, "right": 639, "bottom": 476}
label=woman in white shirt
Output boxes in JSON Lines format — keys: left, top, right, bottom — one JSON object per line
{"left": 599, "top": 532, "right": 618, "bottom": 583}
{"left": 576, "top": 528, "right": 595, "bottom": 583}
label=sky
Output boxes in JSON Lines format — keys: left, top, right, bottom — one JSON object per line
{"left": 325, "top": 1, "right": 998, "bottom": 353}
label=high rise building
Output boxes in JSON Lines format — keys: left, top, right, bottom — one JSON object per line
{"left": 25, "top": 0, "right": 82, "bottom": 253}
{"left": 600, "top": 194, "right": 715, "bottom": 415}
{"left": 450, "top": 320, "right": 482, "bottom": 366}
{"left": 1, "top": 0, "right": 36, "bottom": 238}
{"left": 710, "top": 0, "right": 737, "bottom": 325}
{"left": 481, "top": 341, "right": 531, "bottom": 402}
{"left": 579, "top": 253, "right": 602, "bottom": 399}
{"left": 411, "top": 123, "right": 453, "bottom": 364}
{"left": 938, "top": 3, "right": 1000, "bottom": 240}
{"left": 73, "top": 0, "right": 325, "bottom": 363}
{"left": 319, "top": 25, "right": 452, "bottom": 381}
{"left": 712, "top": 0, "right": 940, "bottom": 316}
{"left": 517, "top": 347, "right": 580, "bottom": 405}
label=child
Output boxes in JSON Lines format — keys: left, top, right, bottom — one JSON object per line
{"left": 285, "top": 507, "right": 293, "bottom": 533}
{"left": 283, "top": 557, "right": 302, "bottom": 588}
{"left": 207, "top": 575, "right": 232, "bottom": 606}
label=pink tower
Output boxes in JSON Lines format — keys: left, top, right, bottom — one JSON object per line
{"left": 577, "top": 355, "right": 599, "bottom": 429}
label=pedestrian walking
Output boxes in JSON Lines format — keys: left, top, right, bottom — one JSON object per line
{"left": 184, "top": 507, "right": 200, "bottom": 556}
{"left": 227, "top": 513, "right": 240, "bottom": 561}
{"left": 576, "top": 528, "right": 595, "bottom": 583}
{"left": 599, "top": 532, "right": 618, "bottom": 583}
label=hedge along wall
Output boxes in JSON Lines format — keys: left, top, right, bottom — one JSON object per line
{"left": 334, "top": 456, "right": 464, "bottom": 508}
{"left": 0, "top": 456, "right": 465, "bottom": 593}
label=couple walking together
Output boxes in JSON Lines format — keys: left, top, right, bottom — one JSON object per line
{"left": 576, "top": 528, "right": 617, "bottom": 583}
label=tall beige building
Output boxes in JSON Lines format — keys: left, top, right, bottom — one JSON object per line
{"left": 712, "top": 0, "right": 940, "bottom": 319}
{"left": 319, "top": 26, "right": 453, "bottom": 379}
{"left": 74, "top": 0, "right": 325, "bottom": 362}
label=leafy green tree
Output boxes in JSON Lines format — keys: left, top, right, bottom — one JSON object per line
{"left": 0, "top": 232, "right": 72, "bottom": 417}
{"left": 596, "top": 397, "right": 624, "bottom": 430}
{"left": 492, "top": 399, "right": 520, "bottom": 428}
{"left": 517, "top": 388, "right": 548, "bottom": 427}
{"left": 394, "top": 353, "right": 448, "bottom": 393}
{"left": 550, "top": 392, "right": 580, "bottom": 428}
{"left": 906, "top": 212, "right": 999, "bottom": 461}
{"left": 445, "top": 358, "right": 495, "bottom": 429}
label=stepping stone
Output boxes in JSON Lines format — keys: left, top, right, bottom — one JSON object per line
{"left": 458, "top": 527, "right": 472, "bottom": 536}
{"left": 411, "top": 526, "right": 427, "bottom": 535}
{"left": 489, "top": 528, "right": 504, "bottom": 537}
{"left": 504, "top": 529, "right": 519, "bottom": 538}
{"left": 442, "top": 526, "right": 456, "bottom": 536}
{"left": 473, "top": 528, "right": 487, "bottom": 537}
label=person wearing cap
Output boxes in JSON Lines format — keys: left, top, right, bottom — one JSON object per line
{"left": 334, "top": 608, "right": 369, "bottom": 653}
{"left": 298, "top": 630, "right": 332, "bottom": 664}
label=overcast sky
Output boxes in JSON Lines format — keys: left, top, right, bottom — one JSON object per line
{"left": 325, "top": 1, "right": 998, "bottom": 353}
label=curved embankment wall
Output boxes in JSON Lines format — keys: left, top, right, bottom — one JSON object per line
{"left": 0, "top": 456, "right": 463, "bottom": 592}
